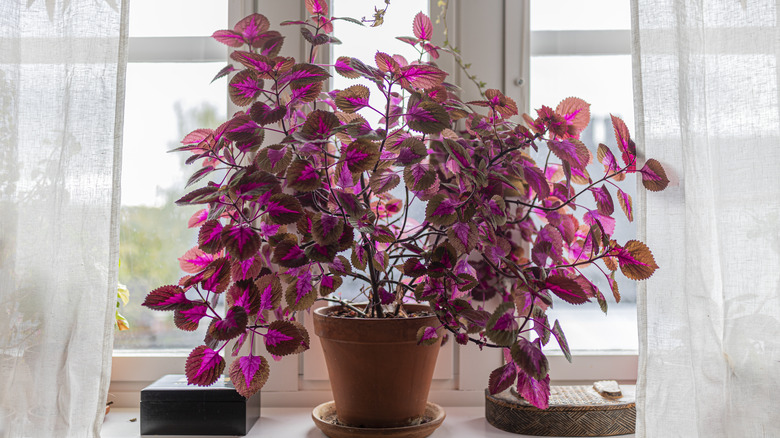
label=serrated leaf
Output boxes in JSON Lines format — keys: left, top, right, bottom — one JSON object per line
{"left": 250, "top": 102, "right": 286, "bottom": 126}
{"left": 334, "top": 56, "right": 360, "bottom": 78}
{"left": 510, "top": 338, "right": 549, "bottom": 381}
{"left": 523, "top": 164, "right": 550, "bottom": 199}
{"left": 402, "top": 257, "right": 427, "bottom": 277}
{"left": 286, "top": 159, "right": 321, "bottom": 192}
{"left": 485, "top": 302, "right": 518, "bottom": 347}
{"left": 551, "top": 319, "right": 571, "bottom": 362}
{"left": 406, "top": 100, "right": 450, "bottom": 134}
{"left": 488, "top": 363, "right": 517, "bottom": 395}
{"left": 394, "top": 137, "right": 428, "bottom": 165}
{"left": 640, "top": 159, "right": 669, "bottom": 192}
{"left": 617, "top": 188, "right": 633, "bottom": 222}
{"left": 590, "top": 185, "right": 614, "bottom": 216}
{"left": 545, "top": 275, "right": 589, "bottom": 305}
{"left": 516, "top": 369, "right": 550, "bottom": 410}
{"left": 212, "top": 29, "right": 244, "bottom": 47}
{"left": 233, "top": 13, "right": 271, "bottom": 46}
{"left": 265, "top": 193, "right": 304, "bottom": 225}
{"left": 211, "top": 64, "right": 236, "bottom": 83}
{"left": 335, "top": 84, "right": 370, "bottom": 113}
{"left": 413, "top": 12, "right": 433, "bottom": 41}
{"left": 616, "top": 240, "right": 659, "bottom": 280}
{"left": 229, "top": 355, "right": 269, "bottom": 398}
{"left": 285, "top": 275, "right": 317, "bottom": 311}
{"left": 312, "top": 214, "right": 344, "bottom": 246}
{"left": 375, "top": 51, "right": 400, "bottom": 74}
{"left": 351, "top": 245, "right": 368, "bottom": 271}
{"left": 255, "top": 274, "right": 283, "bottom": 317}
{"left": 416, "top": 326, "right": 440, "bottom": 346}
{"left": 208, "top": 306, "right": 248, "bottom": 341}
{"left": 198, "top": 220, "right": 224, "bottom": 254}
{"left": 278, "top": 63, "right": 330, "bottom": 88}
{"left": 447, "top": 222, "right": 477, "bottom": 253}
{"left": 342, "top": 138, "right": 380, "bottom": 174}
{"left": 271, "top": 239, "right": 308, "bottom": 268}
{"left": 221, "top": 224, "right": 261, "bottom": 261}
{"left": 611, "top": 114, "right": 636, "bottom": 170}
{"left": 531, "top": 225, "right": 563, "bottom": 267}
{"left": 397, "top": 64, "right": 447, "bottom": 90}
{"left": 265, "top": 320, "right": 309, "bottom": 356}
{"left": 229, "top": 69, "right": 263, "bottom": 106}
{"left": 547, "top": 138, "right": 589, "bottom": 170}
{"left": 185, "top": 345, "right": 225, "bottom": 387}
{"left": 369, "top": 168, "right": 400, "bottom": 194}
{"left": 299, "top": 109, "right": 341, "bottom": 142}
{"left": 143, "top": 285, "right": 189, "bottom": 311}
{"left": 176, "top": 185, "right": 221, "bottom": 206}
{"left": 403, "top": 162, "right": 437, "bottom": 191}
{"left": 319, "top": 274, "right": 343, "bottom": 296}
{"left": 425, "top": 194, "right": 458, "bottom": 226}
{"left": 556, "top": 97, "right": 590, "bottom": 137}
{"left": 305, "top": 242, "right": 338, "bottom": 263}
{"left": 226, "top": 280, "right": 261, "bottom": 316}
{"left": 255, "top": 144, "right": 291, "bottom": 174}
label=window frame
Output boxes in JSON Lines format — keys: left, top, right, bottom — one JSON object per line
{"left": 110, "top": 0, "right": 639, "bottom": 408}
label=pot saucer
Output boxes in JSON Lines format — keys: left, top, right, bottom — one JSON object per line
{"left": 312, "top": 401, "right": 445, "bottom": 438}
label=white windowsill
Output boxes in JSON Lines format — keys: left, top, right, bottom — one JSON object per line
{"left": 102, "top": 407, "right": 635, "bottom": 438}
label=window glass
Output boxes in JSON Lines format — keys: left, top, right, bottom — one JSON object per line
{"left": 115, "top": 62, "right": 226, "bottom": 349}
{"left": 531, "top": 4, "right": 638, "bottom": 352}
{"left": 129, "top": 0, "right": 228, "bottom": 37}
{"left": 531, "top": 0, "right": 631, "bottom": 31}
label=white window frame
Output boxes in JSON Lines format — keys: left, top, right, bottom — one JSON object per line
{"left": 110, "top": 0, "right": 638, "bottom": 409}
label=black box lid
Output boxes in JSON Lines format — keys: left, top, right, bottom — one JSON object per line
{"left": 141, "top": 374, "right": 247, "bottom": 403}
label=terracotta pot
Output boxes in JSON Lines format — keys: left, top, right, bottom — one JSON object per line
{"left": 312, "top": 304, "right": 443, "bottom": 428}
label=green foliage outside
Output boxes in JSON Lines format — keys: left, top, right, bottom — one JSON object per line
{"left": 115, "top": 102, "right": 222, "bottom": 349}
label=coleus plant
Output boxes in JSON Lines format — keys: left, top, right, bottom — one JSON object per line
{"left": 143, "top": 2, "right": 669, "bottom": 408}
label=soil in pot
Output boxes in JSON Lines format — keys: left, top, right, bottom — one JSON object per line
{"left": 313, "top": 304, "right": 443, "bottom": 428}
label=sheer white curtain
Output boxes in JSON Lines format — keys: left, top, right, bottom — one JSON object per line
{"left": 632, "top": 0, "right": 780, "bottom": 436}
{"left": 0, "top": 1, "right": 128, "bottom": 437}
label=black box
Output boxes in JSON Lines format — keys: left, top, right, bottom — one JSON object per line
{"left": 140, "top": 374, "right": 260, "bottom": 436}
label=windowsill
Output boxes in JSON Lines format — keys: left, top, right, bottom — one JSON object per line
{"left": 102, "top": 407, "right": 636, "bottom": 438}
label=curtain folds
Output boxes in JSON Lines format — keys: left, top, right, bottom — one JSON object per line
{"left": 632, "top": 0, "right": 780, "bottom": 436}
{"left": 0, "top": 1, "right": 128, "bottom": 437}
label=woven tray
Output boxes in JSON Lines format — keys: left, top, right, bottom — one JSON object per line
{"left": 485, "top": 385, "right": 636, "bottom": 436}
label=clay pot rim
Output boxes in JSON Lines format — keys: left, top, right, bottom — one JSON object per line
{"left": 313, "top": 303, "right": 436, "bottom": 321}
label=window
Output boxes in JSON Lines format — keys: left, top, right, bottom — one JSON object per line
{"left": 111, "top": 1, "right": 640, "bottom": 407}
{"left": 530, "top": 0, "right": 639, "bottom": 353}
{"left": 115, "top": 0, "right": 227, "bottom": 350}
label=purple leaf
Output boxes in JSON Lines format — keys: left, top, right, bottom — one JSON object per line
{"left": 278, "top": 63, "right": 330, "bottom": 88}
{"left": 617, "top": 188, "right": 633, "bottom": 222}
{"left": 611, "top": 114, "right": 636, "bottom": 171}
{"left": 221, "top": 224, "right": 261, "bottom": 261}
{"left": 412, "top": 12, "right": 433, "bottom": 41}
{"left": 516, "top": 368, "right": 551, "bottom": 410}
{"left": 488, "top": 363, "right": 517, "bottom": 395}
{"left": 234, "top": 14, "right": 271, "bottom": 46}
{"left": 375, "top": 51, "right": 400, "bottom": 74}
{"left": 271, "top": 239, "right": 308, "bottom": 268}
{"left": 228, "top": 354, "right": 270, "bottom": 398}
{"left": 397, "top": 64, "right": 447, "bottom": 90}
{"left": 447, "top": 222, "right": 477, "bottom": 253}
{"left": 286, "top": 159, "right": 321, "bottom": 192}
{"left": 639, "top": 159, "right": 669, "bottom": 192}
{"left": 212, "top": 30, "right": 244, "bottom": 47}
{"left": 264, "top": 193, "right": 304, "bottom": 225}
{"left": 185, "top": 345, "right": 225, "bottom": 387}
{"left": 211, "top": 64, "right": 236, "bottom": 83}
{"left": 207, "top": 306, "right": 248, "bottom": 341}
{"left": 532, "top": 225, "right": 564, "bottom": 267}
{"left": 405, "top": 100, "right": 449, "bottom": 134}
{"left": 265, "top": 320, "right": 310, "bottom": 356}
{"left": 334, "top": 56, "right": 360, "bottom": 78}
{"left": 523, "top": 164, "right": 550, "bottom": 200}
{"left": 547, "top": 139, "right": 589, "bottom": 170}
{"left": 342, "top": 139, "right": 380, "bottom": 173}
{"left": 425, "top": 194, "right": 457, "bottom": 226}
{"left": 416, "top": 326, "right": 440, "bottom": 346}
{"left": 486, "top": 303, "right": 518, "bottom": 347}
{"left": 200, "top": 258, "right": 231, "bottom": 294}
{"left": 227, "top": 280, "right": 261, "bottom": 316}
{"left": 174, "top": 303, "right": 208, "bottom": 331}
{"left": 229, "top": 70, "right": 263, "bottom": 106}
{"left": 551, "top": 319, "right": 571, "bottom": 362}
{"left": 545, "top": 275, "right": 589, "bottom": 305}
{"left": 403, "top": 162, "right": 437, "bottom": 191}
{"left": 255, "top": 274, "right": 282, "bottom": 320}
{"left": 143, "top": 285, "right": 190, "bottom": 311}
{"left": 590, "top": 184, "right": 614, "bottom": 216}
{"left": 285, "top": 272, "right": 317, "bottom": 310}
{"left": 510, "top": 338, "right": 549, "bottom": 381}
{"left": 335, "top": 84, "right": 370, "bottom": 113}
{"left": 178, "top": 246, "right": 217, "bottom": 274}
